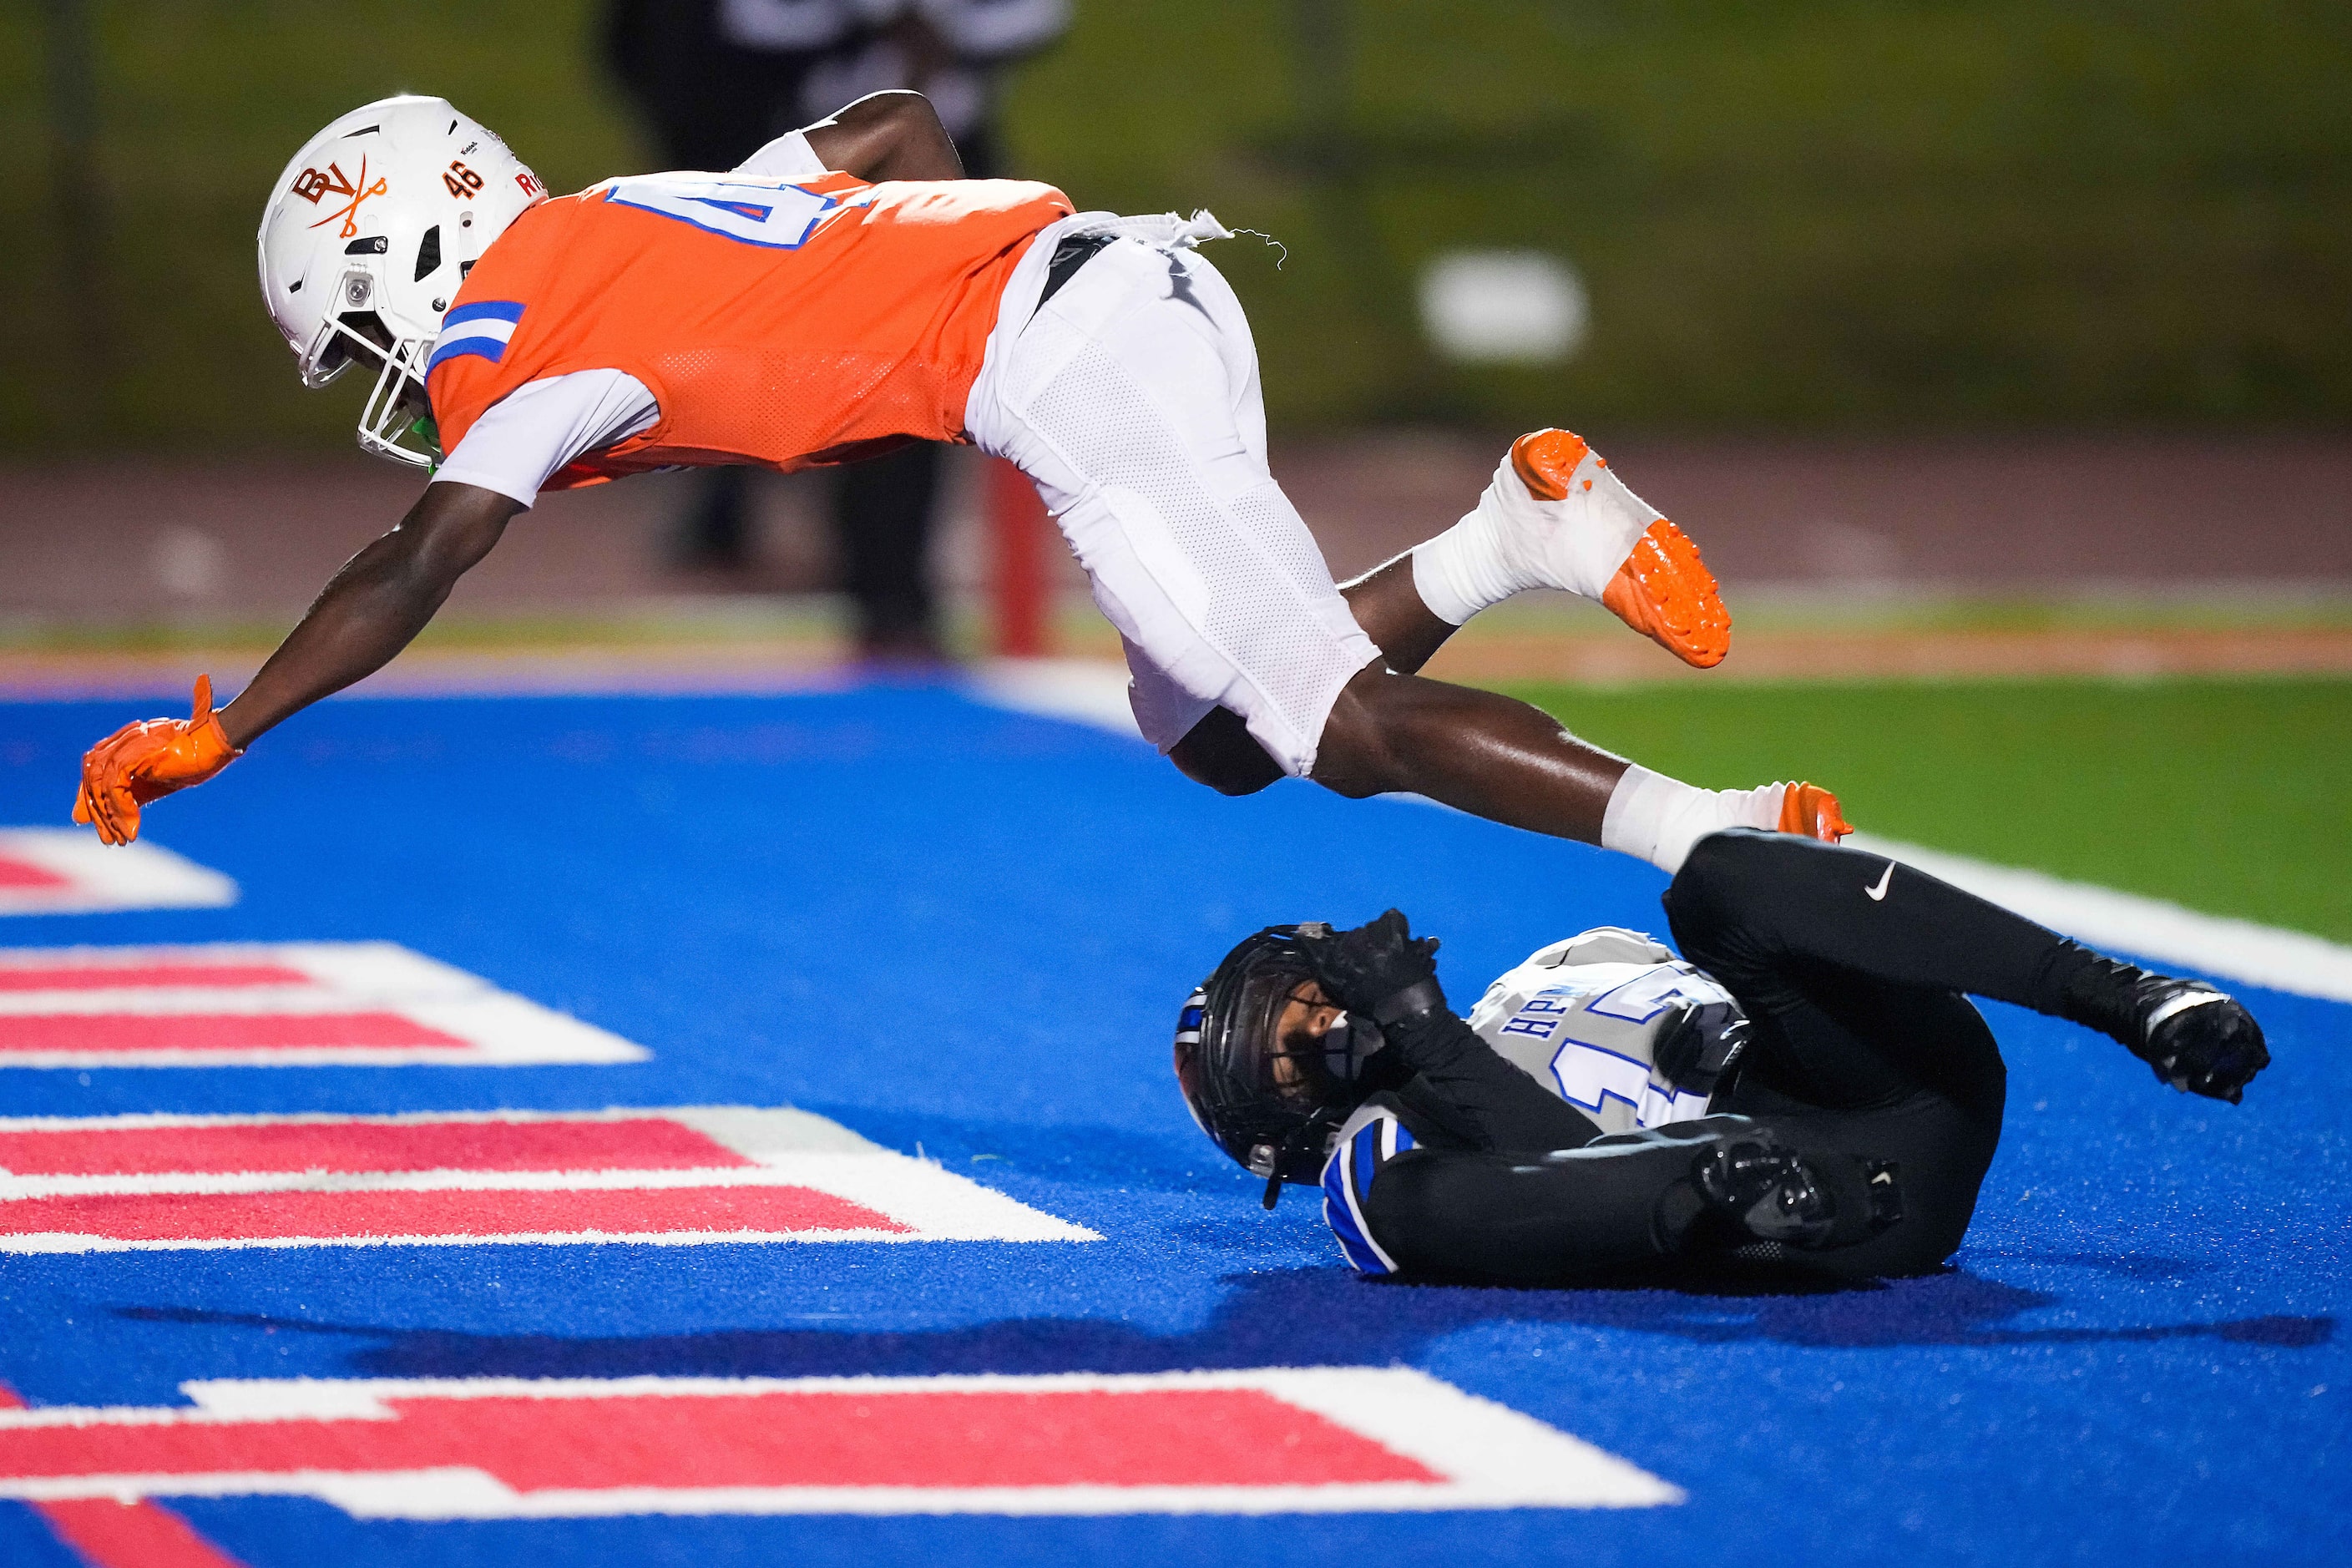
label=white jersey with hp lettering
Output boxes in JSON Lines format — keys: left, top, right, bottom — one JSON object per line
{"left": 1462, "top": 926, "right": 1743, "bottom": 1135}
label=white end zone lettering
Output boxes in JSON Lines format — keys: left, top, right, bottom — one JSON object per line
{"left": 0, "top": 829, "right": 236, "bottom": 916}
{"left": 0, "top": 1368, "right": 1680, "bottom": 1518}
{"left": 0, "top": 1106, "right": 1096, "bottom": 1252}
{"left": 0, "top": 940, "right": 645, "bottom": 1068}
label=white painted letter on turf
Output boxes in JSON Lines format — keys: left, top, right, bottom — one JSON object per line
{"left": 0, "top": 1368, "right": 1676, "bottom": 1516}
{"left": 0, "top": 829, "right": 236, "bottom": 916}
{"left": 0, "top": 942, "right": 645, "bottom": 1068}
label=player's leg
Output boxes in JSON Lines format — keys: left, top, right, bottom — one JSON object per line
{"left": 1190, "top": 355, "right": 1835, "bottom": 866}
{"left": 1352, "top": 1113, "right": 1900, "bottom": 1284}
{"left": 1337, "top": 554, "right": 1454, "bottom": 671}
{"left": 1165, "top": 441, "right": 1703, "bottom": 789}
{"left": 1161, "top": 255, "right": 1824, "bottom": 853}
{"left": 1661, "top": 837, "right": 2009, "bottom": 1120}
{"left": 1648, "top": 829, "right": 2025, "bottom": 1276}
{"left": 1722, "top": 1087, "right": 1995, "bottom": 1281}
{"left": 970, "top": 238, "right": 1843, "bottom": 867}
{"left": 1308, "top": 665, "right": 1846, "bottom": 864}
{"left": 1665, "top": 829, "right": 2269, "bottom": 1102}
{"left": 972, "top": 235, "right": 1389, "bottom": 786}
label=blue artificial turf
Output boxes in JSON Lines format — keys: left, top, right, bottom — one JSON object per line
{"left": 0, "top": 685, "right": 2344, "bottom": 1566}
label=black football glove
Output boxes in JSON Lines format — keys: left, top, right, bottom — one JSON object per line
{"left": 1297, "top": 908, "right": 1444, "bottom": 1024}
{"left": 2131, "top": 980, "right": 2269, "bottom": 1104}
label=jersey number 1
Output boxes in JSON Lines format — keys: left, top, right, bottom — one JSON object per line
{"left": 603, "top": 176, "right": 841, "bottom": 250}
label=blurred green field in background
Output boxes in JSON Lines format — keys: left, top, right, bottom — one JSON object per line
{"left": 4, "top": 0, "right": 2347, "bottom": 450}
{"left": 1505, "top": 676, "right": 2352, "bottom": 942}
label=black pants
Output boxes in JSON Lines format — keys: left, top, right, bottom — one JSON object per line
{"left": 1673, "top": 829, "right": 2026, "bottom": 1278}
{"left": 831, "top": 444, "right": 944, "bottom": 654}
{"left": 1368, "top": 830, "right": 2123, "bottom": 1283}
{"left": 671, "top": 445, "right": 945, "bottom": 655}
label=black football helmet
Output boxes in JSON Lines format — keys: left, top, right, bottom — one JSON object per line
{"left": 1173, "top": 925, "right": 1387, "bottom": 1207}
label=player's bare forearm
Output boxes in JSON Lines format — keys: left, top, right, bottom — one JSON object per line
{"left": 801, "top": 91, "right": 965, "bottom": 182}
{"left": 216, "top": 483, "right": 519, "bottom": 749}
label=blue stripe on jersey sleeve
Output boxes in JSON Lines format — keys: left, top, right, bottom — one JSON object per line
{"left": 425, "top": 337, "right": 507, "bottom": 375}
{"left": 440, "top": 299, "right": 526, "bottom": 328}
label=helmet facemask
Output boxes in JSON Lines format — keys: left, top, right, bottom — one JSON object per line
{"left": 353, "top": 330, "right": 439, "bottom": 468}
{"left": 1238, "top": 965, "right": 1368, "bottom": 1114}
{"left": 298, "top": 306, "right": 439, "bottom": 469}
{"left": 1175, "top": 926, "right": 1390, "bottom": 1208}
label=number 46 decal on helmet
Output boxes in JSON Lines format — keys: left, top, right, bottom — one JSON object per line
{"left": 599, "top": 175, "right": 843, "bottom": 250}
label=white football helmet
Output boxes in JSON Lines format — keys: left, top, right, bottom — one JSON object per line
{"left": 257, "top": 95, "right": 547, "bottom": 467}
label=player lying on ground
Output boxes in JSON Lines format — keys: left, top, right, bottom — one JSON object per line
{"left": 75, "top": 89, "right": 1844, "bottom": 870}
{"left": 1175, "top": 831, "right": 2271, "bottom": 1284}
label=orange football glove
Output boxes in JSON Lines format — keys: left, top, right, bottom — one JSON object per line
{"left": 1778, "top": 781, "right": 1855, "bottom": 843}
{"left": 72, "top": 675, "right": 244, "bottom": 846}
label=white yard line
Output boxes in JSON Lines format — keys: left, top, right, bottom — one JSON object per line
{"left": 968, "top": 657, "right": 2352, "bottom": 1004}
{"left": 970, "top": 658, "right": 1144, "bottom": 740}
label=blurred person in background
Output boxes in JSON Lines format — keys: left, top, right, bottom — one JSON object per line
{"left": 604, "top": 0, "right": 1070, "bottom": 660}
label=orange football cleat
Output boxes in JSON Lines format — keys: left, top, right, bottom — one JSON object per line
{"left": 1505, "top": 428, "right": 1732, "bottom": 669}
{"left": 1508, "top": 427, "right": 1594, "bottom": 499}
{"left": 72, "top": 675, "right": 244, "bottom": 846}
{"left": 1600, "top": 522, "right": 1732, "bottom": 670}
{"left": 1777, "top": 781, "right": 1854, "bottom": 843}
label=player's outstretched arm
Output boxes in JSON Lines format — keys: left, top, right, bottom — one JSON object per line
{"left": 73, "top": 481, "right": 522, "bottom": 841}
{"left": 800, "top": 91, "right": 965, "bottom": 182}
{"left": 218, "top": 482, "right": 522, "bottom": 750}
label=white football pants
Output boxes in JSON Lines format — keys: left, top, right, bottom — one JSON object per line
{"left": 966, "top": 215, "right": 1380, "bottom": 777}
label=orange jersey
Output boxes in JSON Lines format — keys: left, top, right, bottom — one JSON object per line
{"left": 426, "top": 171, "right": 1073, "bottom": 488}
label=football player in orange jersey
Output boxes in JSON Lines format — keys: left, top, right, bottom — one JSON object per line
{"left": 75, "top": 89, "right": 1849, "bottom": 878}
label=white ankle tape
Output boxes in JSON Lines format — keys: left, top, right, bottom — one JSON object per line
{"left": 1603, "top": 766, "right": 1786, "bottom": 875}
{"left": 1601, "top": 765, "right": 1673, "bottom": 871}
{"left": 1411, "top": 510, "right": 1526, "bottom": 625}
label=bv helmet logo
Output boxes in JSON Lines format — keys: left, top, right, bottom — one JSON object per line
{"left": 294, "top": 156, "right": 389, "bottom": 240}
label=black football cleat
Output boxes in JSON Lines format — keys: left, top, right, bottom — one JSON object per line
{"left": 1694, "top": 1136, "right": 1902, "bottom": 1251}
{"left": 2129, "top": 978, "right": 2270, "bottom": 1104}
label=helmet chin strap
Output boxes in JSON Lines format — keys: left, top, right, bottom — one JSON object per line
{"left": 1261, "top": 1105, "right": 1348, "bottom": 1211}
